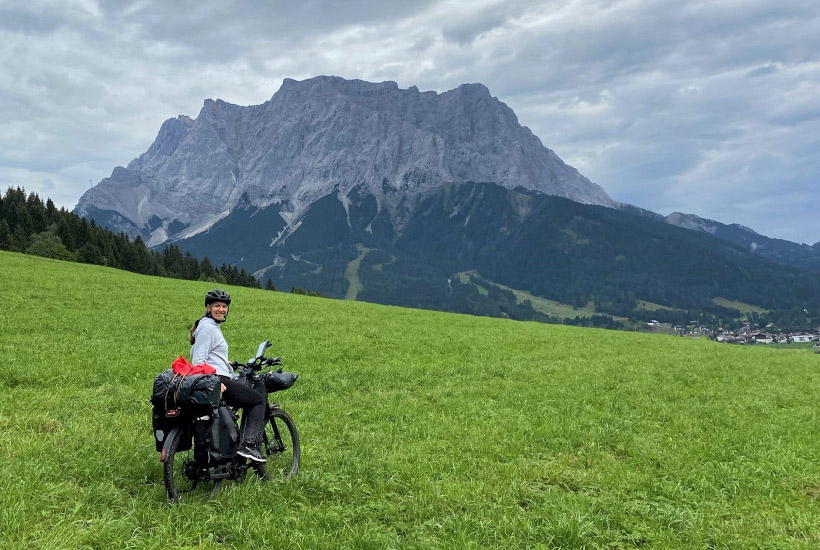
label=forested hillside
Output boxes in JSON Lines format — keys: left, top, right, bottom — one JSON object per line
{"left": 0, "top": 187, "right": 261, "bottom": 288}
{"left": 218, "top": 182, "right": 820, "bottom": 330}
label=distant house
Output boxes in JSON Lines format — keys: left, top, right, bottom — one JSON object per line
{"left": 791, "top": 334, "right": 815, "bottom": 343}
{"left": 753, "top": 333, "right": 773, "bottom": 344}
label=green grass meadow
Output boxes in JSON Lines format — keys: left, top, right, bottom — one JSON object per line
{"left": 2, "top": 250, "right": 819, "bottom": 549}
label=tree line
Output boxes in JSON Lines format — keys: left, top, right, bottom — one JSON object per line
{"left": 0, "top": 187, "right": 265, "bottom": 289}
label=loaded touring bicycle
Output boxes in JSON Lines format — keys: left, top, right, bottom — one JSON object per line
{"left": 152, "top": 341, "right": 300, "bottom": 501}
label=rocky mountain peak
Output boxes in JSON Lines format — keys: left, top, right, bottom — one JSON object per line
{"left": 453, "top": 82, "right": 492, "bottom": 99}
{"left": 75, "top": 76, "right": 616, "bottom": 245}
{"left": 127, "top": 115, "right": 193, "bottom": 173}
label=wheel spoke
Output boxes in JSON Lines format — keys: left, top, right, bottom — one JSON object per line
{"left": 164, "top": 429, "right": 209, "bottom": 502}
{"left": 259, "top": 409, "right": 300, "bottom": 479}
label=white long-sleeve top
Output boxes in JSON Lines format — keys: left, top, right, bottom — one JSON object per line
{"left": 190, "top": 316, "right": 232, "bottom": 377}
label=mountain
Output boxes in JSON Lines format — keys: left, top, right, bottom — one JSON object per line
{"left": 613, "top": 202, "right": 820, "bottom": 272}
{"left": 660, "top": 212, "right": 820, "bottom": 272}
{"left": 75, "top": 76, "right": 615, "bottom": 247}
{"left": 74, "top": 76, "right": 820, "bottom": 323}
{"left": 174, "top": 180, "right": 820, "bottom": 321}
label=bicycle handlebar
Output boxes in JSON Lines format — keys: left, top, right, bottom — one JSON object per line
{"left": 229, "top": 341, "right": 283, "bottom": 372}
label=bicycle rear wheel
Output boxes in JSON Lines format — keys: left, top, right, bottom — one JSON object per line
{"left": 256, "top": 408, "right": 300, "bottom": 480}
{"left": 163, "top": 428, "right": 203, "bottom": 502}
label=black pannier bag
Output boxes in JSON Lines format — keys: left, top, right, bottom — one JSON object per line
{"left": 264, "top": 371, "right": 298, "bottom": 393}
{"left": 210, "top": 405, "right": 240, "bottom": 463}
{"left": 151, "top": 369, "right": 221, "bottom": 452}
{"left": 192, "top": 406, "right": 240, "bottom": 464}
{"left": 152, "top": 403, "right": 187, "bottom": 452}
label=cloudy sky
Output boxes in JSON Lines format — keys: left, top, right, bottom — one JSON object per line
{"left": 2, "top": 0, "right": 819, "bottom": 243}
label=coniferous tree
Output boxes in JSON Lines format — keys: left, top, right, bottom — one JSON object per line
{"left": 76, "top": 242, "right": 105, "bottom": 265}
{"left": 55, "top": 218, "right": 76, "bottom": 251}
{"left": 45, "top": 198, "right": 58, "bottom": 223}
{"left": 26, "top": 193, "right": 48, "bottom": 233}
{"left": 0, "top": 219, "right": 11, "bottom": 250}
{"left": 11, "top": 224, "right": 29, "bottom": 252}
{"left": 199, "top": 256, "right": 217, "bottom": 281}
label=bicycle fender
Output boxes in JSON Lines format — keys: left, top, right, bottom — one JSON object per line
{"left": 160, "top": 426, "right": 184, "bottom": 463}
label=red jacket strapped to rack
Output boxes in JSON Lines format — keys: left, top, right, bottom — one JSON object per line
{"left": 171, "top": 356, "right": 217, "bottom": 376}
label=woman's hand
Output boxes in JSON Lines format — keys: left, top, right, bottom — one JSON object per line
{"left": 221, "top": 383, "right": 227, "bottom": 393}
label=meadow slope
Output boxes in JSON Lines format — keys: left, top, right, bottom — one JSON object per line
{"left": 1, "top": 251, "right": 819, "bottom": 549}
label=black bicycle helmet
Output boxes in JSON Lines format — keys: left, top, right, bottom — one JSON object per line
{"left": 204, "top": 289, "right": 231, "bottom": 306}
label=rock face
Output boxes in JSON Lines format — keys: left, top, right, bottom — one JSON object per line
{"left": 74, "top": 76, "right": 616, "bottom": 245}
{"left": 71, "top": 77, "right": 820, "bottom": 321}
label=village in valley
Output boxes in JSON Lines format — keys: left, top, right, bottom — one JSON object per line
{"left": 712, "top": 323, "right": 820, "bottom": 346}
{"left": 646, "top": 320, "right": 820, "bottom": 348}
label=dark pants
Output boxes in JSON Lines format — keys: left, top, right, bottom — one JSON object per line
{"left": 220, "top": 376, "right": 266, "bottom": 445}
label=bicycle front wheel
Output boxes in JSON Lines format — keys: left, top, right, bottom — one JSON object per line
{"left": 257, "top": 408, "right": 300, "bottom": 480}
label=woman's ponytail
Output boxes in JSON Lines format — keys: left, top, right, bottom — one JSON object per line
{"left": 189, "top": 318, "right": 201, "bottom": 345}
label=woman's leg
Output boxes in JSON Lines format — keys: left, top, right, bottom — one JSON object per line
{"left": 220, "top": 377, "right": 266, "bottom": 460}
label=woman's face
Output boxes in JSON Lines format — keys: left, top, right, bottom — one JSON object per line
{"left": 207, "top": 301, "right": 229, "bottom": 321}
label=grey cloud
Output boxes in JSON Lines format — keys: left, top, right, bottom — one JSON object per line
{"left": 410, "top": 33, "right": 436, "bottom": 53}
{"left": 2, "top": 0, "right": 820, "bottom": 243}
{"left": 0, "top": 5, "right": 63, "bottom": 33}
{"left": 746, "top": 64, "right": 779, "bottom": 78}
{"left": 441, "top": 2, "right": 518, "bottom": 46}
{"left": 96, "top": 0, "right": 440, "bottom": 64}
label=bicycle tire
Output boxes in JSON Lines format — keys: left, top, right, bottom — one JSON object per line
{"left": 163, "top": 428, "right": 202, "bottom": 502}
{"left": 255, "top": 408, "right": 300, "bottom": 480}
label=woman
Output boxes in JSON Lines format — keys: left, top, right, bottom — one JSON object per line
{"left": 190, "top": 289, "right": 266, "bottom": 463}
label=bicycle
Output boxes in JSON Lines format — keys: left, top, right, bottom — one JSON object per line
{"left": 157, "top": 340, "right": 300, "bottom": 502}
